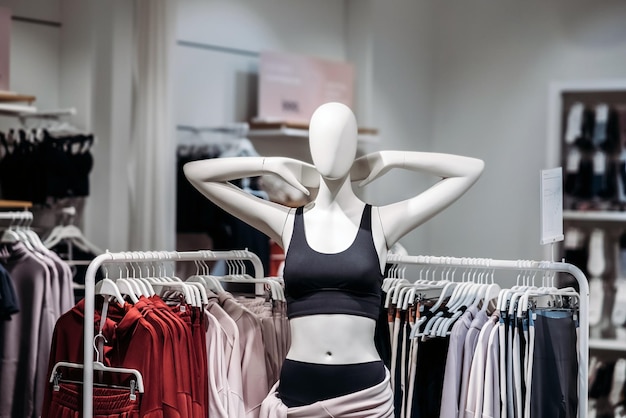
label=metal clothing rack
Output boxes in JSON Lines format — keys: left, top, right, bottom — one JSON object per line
{"left": 0, "top": 210, "right": 33, "bottom": 221}
{"left": 80, "top": 249, "right": 264, "bottom": 417}
{"left": 386, "top": 254, "right": 590, "bottom": 417}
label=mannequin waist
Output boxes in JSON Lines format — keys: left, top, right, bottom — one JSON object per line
{"left": 286, "top": 314, "right": 380, "bottom": 364}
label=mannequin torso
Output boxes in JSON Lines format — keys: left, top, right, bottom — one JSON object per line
{"left": 183, "top": 102, "right": 485, "bottom": 409}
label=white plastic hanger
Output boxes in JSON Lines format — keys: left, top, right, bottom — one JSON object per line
{"left": 49, "top": 361, "right": 144, "bottom": 396}
{"left": 95, "top": 278, "right": 126, "bottom": 307}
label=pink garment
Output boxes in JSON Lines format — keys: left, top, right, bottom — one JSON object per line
{"left": 218, "top": 293, "right": 268, "bottom": 418}
{"left": 259, "top": 371, "right": 394, "bottom": 418}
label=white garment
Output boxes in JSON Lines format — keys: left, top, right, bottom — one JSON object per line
{"left": 207, "top": 298, "right": 246, "bottom": 418}
{"left": 483, "top": 323, "right": 501, "bottom": 418}
{"left": 465, "top": 314, "right": 498, "bottom": 418}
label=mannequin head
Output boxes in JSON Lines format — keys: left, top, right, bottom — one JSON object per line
{"left": 309, "top": 102, "right": 358, "bottom": 180}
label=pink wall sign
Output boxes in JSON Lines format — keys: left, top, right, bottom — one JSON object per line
{"left": 0, "top": 7, "right": 10, "bottom": 91}
{"left": 258, "top": 50, "right": 354, "bottom": 124}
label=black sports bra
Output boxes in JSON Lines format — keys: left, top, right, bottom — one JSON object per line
{"left": 283, "top": 204, "right": 384, "bottom": 320}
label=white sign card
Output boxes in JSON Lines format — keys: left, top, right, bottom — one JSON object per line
{"left": 540, "top": 167, "right": 564, "bottom": 245}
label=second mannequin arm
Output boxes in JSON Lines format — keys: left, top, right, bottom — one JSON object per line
{"left": 182, "top": 156, "right": 319, "bottom": 244}
{"left": 351, "top": 150, "right": 485, "bottom": 247}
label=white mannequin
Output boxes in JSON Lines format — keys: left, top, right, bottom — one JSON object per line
{"left": 183, "top": 101, "right": 484, "bottom": 366}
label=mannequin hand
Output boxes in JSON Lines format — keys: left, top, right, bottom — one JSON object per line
{"left": 265, "top": 158, "right": 319, "bottom": 196}
{"left": 351, "top": 152, "right": 395, "bottom": 187}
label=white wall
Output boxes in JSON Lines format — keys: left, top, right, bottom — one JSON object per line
{"left": 0, "top": 0, "right": 61, "bottom": 128}
{"left": 364, "top": 0, "right": 435, "bottom": 254}
{"left": 424, "top": 0, "right": 626, "bottom": 260}
{"left": 5, "top": 0, "right": 626, "bottom": 261}
{"left": 174, "top": 0, "right": 348, "bottom": 130}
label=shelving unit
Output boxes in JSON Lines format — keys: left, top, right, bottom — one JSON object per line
{"left": 549, "top": 81, "right": 626, "bottom": 415}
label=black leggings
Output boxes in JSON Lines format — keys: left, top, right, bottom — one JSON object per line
{"left": 277, "top": 359, "right": 386, "bottom": 407}
{"left": 530, "top": 311, "right": 578, "bottom": 418}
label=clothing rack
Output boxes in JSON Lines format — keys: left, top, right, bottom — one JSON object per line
{"left": 386, "top": 254, "right": 590, "bottom": 417}
{"left": 0, "top": 210, "right": 33, "bottom": 221}
{"left": 80, "top": 249, "right": 264, "bottom": 417}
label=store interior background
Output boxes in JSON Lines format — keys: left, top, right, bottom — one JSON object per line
{"left": 1, "top": 0, "right": 626, "bottom": 268}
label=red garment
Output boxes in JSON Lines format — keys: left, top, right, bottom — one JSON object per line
{"left": 44, "top": 295, "right": 212, "bottom": 418}
{"left": 151, "top": 297, "right": 195, "bottom": 417}
{"left": 42, "top": 299, "right": 118, "bottom": 417}
{"left": 130, "top": 297, "right": 183, "bottom": 418}
{"left": 191, "top": 306, "right": 209, "bottom": 418}
{"left": 48, "top": 383, "right": 141, "bottom": 418}
{"left": 98, "top": 302, "right": 166, "bottom": 417}
{"left": 43, "top": 299, "right": 167, "bottom": 417}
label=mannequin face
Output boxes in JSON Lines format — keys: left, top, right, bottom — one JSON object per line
{"left": 309, "top": 102, "right": 358, "bottom": 180}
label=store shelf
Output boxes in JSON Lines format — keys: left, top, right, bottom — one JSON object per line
{"left": 589, "top": 338, "right": 626, "bottom": 356}
{"left": 247, "top": 120, "right": 379, "bottom": 163}
{"left": 0, "top": 92, "right": 38, "bottom": 115}
{"left": 248, "top": 121, "right": 379, "bottom": 144}
{"left": 563, "top": 210, "right": 626, "bottom": 223}
{"left": 0, "top": 92, "right": 36, "bottom": 104}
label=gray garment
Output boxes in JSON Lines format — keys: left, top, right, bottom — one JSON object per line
{"left": 0, "top": 243, "right": 53, "bottom": 418}
{"left": 46, "top": 249, "right": 74, "bottom": 315}
{"left": 34, "top": 252, "right": 59, "bottom": 418}
{"left": 458, "top": 309, "right": 489, "bottom": 418}
{"left": 32, "top": 249, "right": 73, "bottom": 418}
{"left": 440, "top": 306, "right": 478, "bottom": 418}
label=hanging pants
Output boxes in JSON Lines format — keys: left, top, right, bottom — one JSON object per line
{"left": 260, "top": 370, "right": 394, "bottom": 418}
{"left": 47, "top": 384, "right": 141, "bottom": 418}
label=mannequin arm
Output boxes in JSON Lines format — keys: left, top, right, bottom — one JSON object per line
{"left": 352, "top": 150, "right": 485, "bottom": 246}
{"left": 183, "top": 157, "right": 318, "bottom": 245}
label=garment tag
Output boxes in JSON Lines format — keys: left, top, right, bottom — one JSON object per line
{"left": 540, "top": 167, "right": 564, "bottom": 245}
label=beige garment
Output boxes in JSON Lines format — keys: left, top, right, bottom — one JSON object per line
{"left": 259, "top": 370, "right": 394, "bottom": 418}
{"left": 218, "top": 292, "right": 269, "bottom": 418}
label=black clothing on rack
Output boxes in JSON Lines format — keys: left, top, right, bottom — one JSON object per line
{"left": 0, "top": 129, "right": 94, "bottom": 205}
